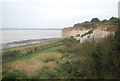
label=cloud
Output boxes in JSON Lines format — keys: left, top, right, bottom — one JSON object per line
{"left": 1, "top": 0, "right": 119, "bottom": 28}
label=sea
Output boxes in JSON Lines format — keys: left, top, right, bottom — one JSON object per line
{"left": 1, "top": 30, "right": 61, "bottom": 44}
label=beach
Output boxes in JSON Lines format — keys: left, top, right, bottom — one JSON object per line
{"left": 1, "top": 38, "right": 60, "bottom": 50}
{"left": 1, "top": 29, "right": 61, "bottom": 50}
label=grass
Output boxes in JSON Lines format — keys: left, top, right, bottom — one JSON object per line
{"left": 2, "top": 39, "right": 64, "bottom": 75}
{"left": 6, "top": 52, "right": 62, "bottom": 75}
{"left": 3, "top": 45, "right": 64, "bottom": 64}
{"left": 38, "top": 53, "right": 62, "bottom": 63}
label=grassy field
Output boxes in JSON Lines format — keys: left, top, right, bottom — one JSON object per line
{"left": 2, "top": 39, "right": 65, "bottom": 76}
{"left": 3, "top": 45, "right": 64, "bottom": 64}
{"left": 4, "top": 52, "right": 63, "bottom": 75}
{"left": 2, "top": 39, "right": 63, "bottom": 63}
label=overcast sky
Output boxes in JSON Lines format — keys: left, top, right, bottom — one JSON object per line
{"left": 0, "top": 0, "right": 119, "bottom": 28}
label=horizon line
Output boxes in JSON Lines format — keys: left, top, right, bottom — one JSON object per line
{"left": 0, "top": 28, "right": 62, "bottom": 30}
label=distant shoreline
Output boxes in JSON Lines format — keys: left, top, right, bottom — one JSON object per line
{"left": 0, "top": 28, "right": 62, "bottom": 30}
{"left": 1, "top": 38, "right": 61, "bottom": 50}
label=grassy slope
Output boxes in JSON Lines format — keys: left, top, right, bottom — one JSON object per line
{"left": 3, "top": 45, "right": 64, "bottom": 64}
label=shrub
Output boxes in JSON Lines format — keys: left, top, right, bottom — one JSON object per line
{"left": 73, "top": 21, "right": 95, "bottom": 28}
{"left": 32, "top": 66, "right": 70, "bottom": 79}
{"left": 2, "top": 50, "right": 21, "bottom": 62}
{"left": 62, "top": 31, "right": 119, "bottom": 79}
{"left": 58, "top": 58, "right": 82, "bottom": 79}
{"left": 41, "top": 57, "right": 56, "bottom": 63}
{"left": 90, "top": 43, "right": 104, "bottom": 78}
{"left": 2, "top": 70, "right": 28, "bottom": 80}
{"left": 57, "top": 49, "right": 64, "bottom": 53}
{"left": 89, "top": 37, "right": 119, "bottom": 79}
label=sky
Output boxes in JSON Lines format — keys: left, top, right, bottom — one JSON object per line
{"left": 0, "top": 0, "right": 119, "bottom": 28}
{"left": 118, "top": 1, "right": 120, "bottom": 18}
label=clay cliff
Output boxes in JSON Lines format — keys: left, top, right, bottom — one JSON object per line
{"left": 62, "top": 17, "right": 118, "bottom": 43}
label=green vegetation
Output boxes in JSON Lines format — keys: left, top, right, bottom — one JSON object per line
{"left": 3, "top": 32, "right": 119, "bottom": 79}
{"left": 81, "top": 29, "right": 93, "bottom": 38}
{"left": 74, "top": 21, "right": 95, "bottom": 28}
{"left": 2, "top": 70, "right": 28, "bottom": 80}
{"left": 91, "top": 18, "right": 100, "bottom": 22}
{"left": 3, "top": 45, "right": 64, "bottom": 64}
{"left": 59, "top": 34, "right": 119, "bottom": 79}
{"left": 2, "top": 39, "right": 63, "bottom": 63}
{"left": 2, "top": 50, "right": 21, "bottom": 62}
{"left": 73, "top": 17, "right": 118, "bottom": 28}
{"left": 32, "top": 66, "right": 70, "bottom": 79}
{"left": 2, "top": 17, "right": 119, "bottom": 79}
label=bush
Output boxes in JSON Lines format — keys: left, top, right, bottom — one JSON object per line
{"left": 90, "top": 43, "right": 104, "bottom": 78}
{"left": 62, "top": 32, "right": 119, "bottom": 79}
{"left": 32, "top": 66, "right": 70, "bottom": 79}
{"left": 73, "top": 21, "right": 95, "bottom": 28}
{"left": 2, "top": 70, "right": 28, "bottom": 80}
{"left": 58, "top": 58, "right": 83, "bottom": 79}
{"left": 2, "top": 50, "right": 21, "bottom": 62}
{"left": 89, "top": 37, "right": 119, "bottom": 79}
{"left": 62, "top": 37, "right": 78, "bottom": 47}
{"left": 57, "top": 49, "right": 64, "bottom": 53}
{"left": 62, "top": 37, "right": 81, "bottom": 54}
{"left": 41, "top": 57, "right": 56, "bottom": 63}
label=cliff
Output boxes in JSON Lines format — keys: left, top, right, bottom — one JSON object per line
{"left": 62, "top": 18, "right": 117, "bottom": 43}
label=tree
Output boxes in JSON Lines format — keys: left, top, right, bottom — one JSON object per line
{"left": 91, "top": 18, "right": 100, "bottom": 22}
{"left": 110, "top": 17, "right": 118, "bottom": 20}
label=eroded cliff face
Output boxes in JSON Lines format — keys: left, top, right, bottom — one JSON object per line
{"left": 62, "top": 25, "right": 116, "bottom": 43}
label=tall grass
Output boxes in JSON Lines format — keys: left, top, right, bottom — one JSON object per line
{"left": 3, "top": 45, "right": 64, "bottom": 64}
